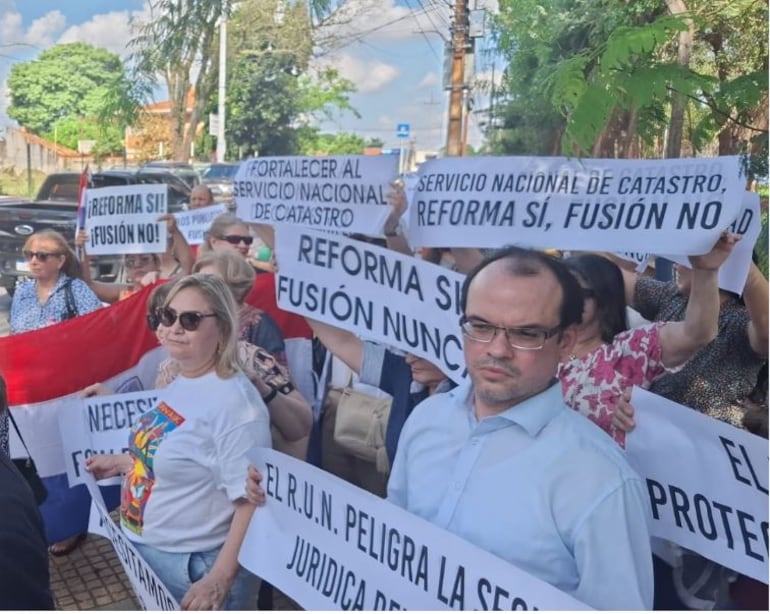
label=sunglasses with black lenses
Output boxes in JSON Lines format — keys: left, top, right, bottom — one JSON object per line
{"left": 220, "top": 235, "right": 254, "bottom": 246}
{"left": 23, "top": 250, "right": 61, "bottom": 262}
{"left": 159, "top": 307, "right": 217, "bottom": 331}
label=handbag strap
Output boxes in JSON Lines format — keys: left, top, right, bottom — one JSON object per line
{"left": 64, "top": 278, "right": 78, "bottom": 319}
{"left": 6, "top": 410, "right": 33, "bottom": 458}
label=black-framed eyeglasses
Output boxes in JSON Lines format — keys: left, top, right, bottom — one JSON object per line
{"left": 159, "top": 307, "right": 217, "bottom": 331}
{"left": 459, "top": 315, "right": 562, "bottom": 350}
{"left": 219, "top": 234, "right": 253, "bottom": 246}
{"left": 23, "top": 250, "right": 61, "bottom": 262}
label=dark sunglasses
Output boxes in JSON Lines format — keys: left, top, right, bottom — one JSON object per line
{"left": 146, "top": 310, "right": 161, "bottom": 332}
{"left": 23, "top": 250, "right": 61, "bottom": 262}
{"left": 159, "top": 307, "right": 217, "bottom": 331}
{"left": 219, "top": 234, "right": 253, "bottom": 246}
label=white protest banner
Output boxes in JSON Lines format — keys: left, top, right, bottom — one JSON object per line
{"left": 626, "top": 387, "right": 769, "bottom": 583}
{"left": 85, "top": 184, "right": 168, "bottom": 255}
{"left": 614, "top": 192, "right": 761, "bottom": 293}
{"left": 173, "top": 203, "right": 228, "bottom": 245}
{"left": 82, "top": 471, "right": 180, "bottom": 610}
{"left": 57, "top": 390, "right": 160, "bottom": 487}
{"left": 234, "top": 155, "right": 397, "bottom": 235}
{"left": 239, "top": 448, "right": 589, "bottom": 611}
{"left": 408, "top": 155, "right": 746, "bottom": 254}
{"left": 274, "top": 226, "right": 467, "bottom": 383}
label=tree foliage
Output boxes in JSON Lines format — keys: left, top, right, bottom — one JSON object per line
{"left": 490, "top": 0, "right": 768, "bottom": 174}
{"left": 7, "top": 42, "right": 137, "bottom": 155}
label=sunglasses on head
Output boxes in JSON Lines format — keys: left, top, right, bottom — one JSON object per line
{"left": 159, "top": 307, "right": 217, "bottom": 331}
{"left": 219, "top": 234, "right": 253, "bottom": 246}
{"left": 23, "top": 250, "right": 61, "bottom": 262}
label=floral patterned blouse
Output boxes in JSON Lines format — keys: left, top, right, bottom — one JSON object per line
{"left": 558, "top": 322, "right": 670, "bottom": 448}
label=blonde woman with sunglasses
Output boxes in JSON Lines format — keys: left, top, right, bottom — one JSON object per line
{"left": 9, "top": 229, "right": 101, "bottom": 334}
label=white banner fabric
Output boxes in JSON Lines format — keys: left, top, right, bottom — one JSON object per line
{"left": 234, "top": 156, "right": 397, "bottom": 235}
{"left": 83, "top": 472, "right": 180, "bottom": 610}
{"left": 626, "top": 387, "right": 768, "bottom": 583}
{"left": 85, "top": 184, "right": 168, "bottom": 255}
{"left": 173, "top": 203, "right": 228, "bottom": 245}
{"left": 274, "top": 226, "right": 468, "bottom": 383}
{"left": 408, "top": 156, "right": 746, "bottom": 254}
{"left": 239, "top": 448, "right": 589, "bottom": 611}
{"left": 58, "top": 390, "right": 160, "bottom": 487}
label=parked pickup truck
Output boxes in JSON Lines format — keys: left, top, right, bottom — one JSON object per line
{"left": 0, "top": 169, "right": 192, "bottom": 295}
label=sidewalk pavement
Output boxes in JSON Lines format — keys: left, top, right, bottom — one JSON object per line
{"left": 50, "top": 533, "right": 300, "bottom": 611}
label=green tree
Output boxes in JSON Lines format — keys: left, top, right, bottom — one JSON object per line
{"left": 7, "top": 42, "right": 136, "bottom": 146}
{"left": 297, "top": 130, "right": 366, "bottom": 155}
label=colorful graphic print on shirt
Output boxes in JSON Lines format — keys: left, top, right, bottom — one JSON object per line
{"left": 121, "top": 401, "right": 184, "bottom": 535}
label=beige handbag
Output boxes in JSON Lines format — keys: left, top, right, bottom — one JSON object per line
{"left": 331, "top": 380, "right": 393, "bottom": 474}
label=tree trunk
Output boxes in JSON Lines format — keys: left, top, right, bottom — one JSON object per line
{"left": 664, "top": 0, "right": 695, "bottom": 159}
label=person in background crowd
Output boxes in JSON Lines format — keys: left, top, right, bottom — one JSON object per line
{"left": 306, "top": 316, "right": 452, "bottom": 497}
{"left": 1, "top": 380, "right": 55, "bottom": 610}
{"left": 190, "top": 185, "right": 215, "bottom": 209}
{"left": 200, "top": 213, "right": 254, "bottom": 260}
{"left": 76, "top": 215, "right": 193, "bottom": 303}
{"left": 85, "top": 274, "right": 270, "bottom": 610}
{"left": 193, "top": 250, "right": 287, "bottom": 365}
{"left": 8, "top": 228, "right": 102, "bottom": 557}
{"left": 618, "top": 251, "right": 768, "bottom": 610}
{"left": 559, "top": 236, "right": 736, "bottom": 447}
{"left": 10, "top": 229, "right": 102, "bottom": 334}
{"left": 387, "top": 246, "right": 653, "bottom": 610}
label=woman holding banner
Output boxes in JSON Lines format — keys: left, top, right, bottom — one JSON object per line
{"left": 75, "top": 214, "right": 193, "bottom": 304}
{"left": 86, "top": 274, "right": 270, "bottom": 610}
{"left": 558, "top": 233, "right": 738, "bottom": 448}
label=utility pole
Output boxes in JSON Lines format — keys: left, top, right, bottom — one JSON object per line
{"left": 445, "top": 0, "right": 470, "bottom": 157}
{"left": 215, "top": 2, "right": 228, "bottom": 162}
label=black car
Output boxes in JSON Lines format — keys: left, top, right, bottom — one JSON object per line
{"left": 140, "top": 161, "right": 200, "bottom": 189}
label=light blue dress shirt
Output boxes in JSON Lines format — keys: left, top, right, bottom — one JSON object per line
{"left": 387, "top": 380, "right": 654, "bottom": 610}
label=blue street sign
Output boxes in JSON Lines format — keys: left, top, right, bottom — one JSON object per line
{"left": 396, "top": 123, "right": 410, "bottom": 139}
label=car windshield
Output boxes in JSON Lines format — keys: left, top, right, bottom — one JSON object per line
{"left": 203, "top": 165, "right": 238, "bottom": 180}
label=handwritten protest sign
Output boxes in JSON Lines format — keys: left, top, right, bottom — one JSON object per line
{"left": 239, "top": 448, "right": 589, "bottom": 611}
{"left": 626, "top": 388, "right": 769, "bottom": 583}
{"left": 408, "top": 156, "right": 746, "bottom": 254}
{"left": 82, "top": 471, "right": 179, "bottom": 610}
{"left": 173, "top": 203, "right": 228, "bottom": 245}
{"left": 84, "top": 184, "right": 168, "bottom": 256}
{"left": 57, "top": 390, "right": 159, "bottom": 487}
{"left": 615, "top": 192, "right": 762, "bottom": 293}
{"left": 234, "top": 156, "right": 397, "bottom": 235}
{"left": 274, "top": 226, "right": 467, "bottom": 383}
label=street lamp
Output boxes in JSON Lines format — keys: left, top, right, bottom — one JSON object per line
{"left": 216, "top": 1, "right": 228, "bottom": 162}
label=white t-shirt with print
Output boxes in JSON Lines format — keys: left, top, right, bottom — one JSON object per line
{"left": 121, "top": 370, "right": 271, "bottom": 553}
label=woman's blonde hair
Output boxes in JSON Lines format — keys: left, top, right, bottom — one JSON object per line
{"left": 200, "top": 213, "right": 249, "bottom": 255}
{"left": 162, "top": 273, "right": 240, "bottom": 378}
{"left": 192, "top": 250, "right": 255, "bottom": 303}
{"left": 24, "top": 229, "right": 82, "bottom": 279}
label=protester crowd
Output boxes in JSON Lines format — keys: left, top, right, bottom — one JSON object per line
{"left": 1, "top": 164, "right": 767, "bottom": 612}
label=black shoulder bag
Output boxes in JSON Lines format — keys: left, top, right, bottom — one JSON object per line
{"left": 7, "top": 411, "right": 48, "bottom": 505}
{"left": 62, "top": 278, "right": 79, "bottom": 320}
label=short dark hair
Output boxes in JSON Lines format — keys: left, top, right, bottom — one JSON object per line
{"left": 565, "top": 254, "right": 628, "bottom": 343}
{"left": 460, "top": 246, "right": 583, "bottom": 329}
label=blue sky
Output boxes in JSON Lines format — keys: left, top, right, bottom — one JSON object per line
{"left": 0, "top": 0, "right": 500, "bottom": 152}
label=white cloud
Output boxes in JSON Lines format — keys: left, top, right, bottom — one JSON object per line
{"left": 319, "top": 53, "right": 400, "bottom": 93}
{"left": 24, "top": 10, "right": 67, "bottom": 48}
{"left": 418, "top": 71, "right": 439, "bottom": 88}
{"left": 57, "top": 12, "right": 136, "bottom": 56}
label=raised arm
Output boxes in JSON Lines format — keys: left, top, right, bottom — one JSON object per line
{"left": 382, "top": 182, "right": 412, "bottom": 256}
{"left": 162, "top": 214, "right": 194, "bottom": 275}
{"left": 743, "top": 261, "right": 769, "bottom": 356}
{"left": 305, "top": 317, "right": 364, "bottom": 374}
{"left": 658, "top": 233, "right": 739, "bottom": 367}
{"left": 74, "top": 230, "right": 125, "bottom": 304}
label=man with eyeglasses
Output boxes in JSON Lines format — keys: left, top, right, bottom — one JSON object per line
{"left": 386, "top": 246, "right": 653, "bottom": 610}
